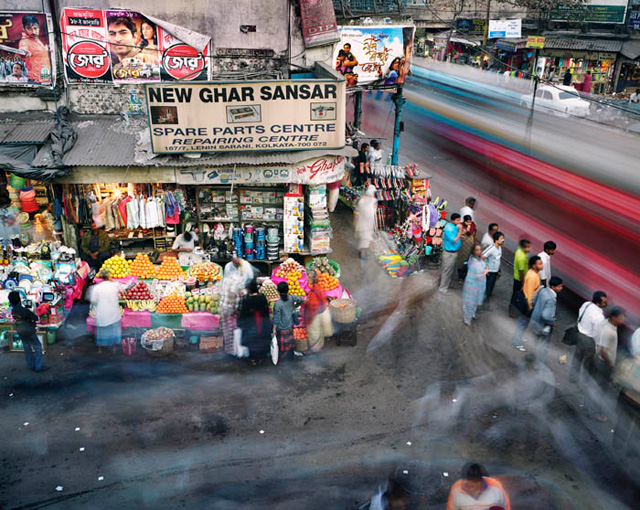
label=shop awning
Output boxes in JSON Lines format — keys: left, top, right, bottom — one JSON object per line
{"left": 433, "top": 31, "right": 482, "bottom": 47}
{"left": 495, "top": 38, "right": 528, "bottom": 53}
{"left": 542, "top": 38, "right": 624, "bottom": 53}
{"left": 621, "top": 40, "right": 640, "bottom": 60}
{"left": 33, "top": 117, "right": 357, "bottom": 169}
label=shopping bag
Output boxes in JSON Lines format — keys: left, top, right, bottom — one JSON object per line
{"left": 271, "top": 334, "right": 279, "bottom": 365}
{"left": 233, "top": 328, "right": 248, "bottom": 358}
{"left": 320, "top": 308, "right": 334, "bottom": 338}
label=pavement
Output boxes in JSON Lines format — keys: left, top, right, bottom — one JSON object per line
{"left": 1, "top": 203, "right": 639, "bottom": 509}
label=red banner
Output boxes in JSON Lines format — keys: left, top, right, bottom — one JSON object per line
{"left": 299, "top": 0, "right": 340, "bottom": 48}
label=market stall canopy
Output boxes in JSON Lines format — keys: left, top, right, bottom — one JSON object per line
{"left": 0, "top": 108, "right": 77, "bottom": 182}
{"left": 433, "top": 31, "right": 482, "bottom": 47}
{"left": 621, "top": 40, "right": 640, "bottom": 60}
{"left": 542, "top": 38, "right": 624, "bottom": 53}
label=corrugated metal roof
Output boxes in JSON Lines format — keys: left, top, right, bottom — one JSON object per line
{"left": 0, "top": 121, "right": 54, "bottom": 144}
{"left": 621, "top": 40, "right": 640, "bottom": 60}
{"left": 543, "top": 38, "right": 623, "bottom": 53}
{"left": 37, "top": 117, "right": 357, "bottom": 168}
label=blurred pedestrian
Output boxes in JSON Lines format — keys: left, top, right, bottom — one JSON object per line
{"left": 272, "top": 282, "right": 304, "bottom": 360}
{"left": 569, "top": 291, "right": 607, "bottom": 383}
{"left": 594, "top": 307, "right": 626, "bottom": 386}
{"left": 9, "top": 291, "right": 46, "bottom": 372}
{"left": 530, "top": 276, "right": 564, "bottom": 364}
{"left": 482, "top": 231, "right": 504, "bottom": 310}
{"left": 582, "top": 71, "right": 592, "bottom": 93}
{"left": 439, "top": 213, "right": 463, "bottom": 293}
{"left": 368, "top": 470, "right": 409, "bottom": 510}
{"left": 511, "top": 255, "right": 542, "bottom": 351}
{"left": 481, "top": 222, "right": 499, "bottom": 249}
{"left": 456, "top": 215, "right": 477, "bottom": 282}
{"left": 563, "top": 69, "right": 572, "bottom": 86}
{"left": 590, "top": 307, "right": 626, "bottom": 422}
{"left": 355, "top": 184, "right": 378, "bottom": 259}
{"left": 238, "top": 280, "right": 271, "bottom": 364}
{"left": 459, "top": 196, "right": 476, "bottom": 222}
{"left": 462, "top": 244, "right": 488, "bottom": 327}
{"left": 537, "top": 240, "right": 556, "bottom": 287}
{"left": 304, "top": 273, "right": 330, "bottom": 353}
{"left": 510, "top": 239, "right": 531, "bottom": 317}
{"left": 87, "top": 270, "right": 122, "bottom": 354}
{"left": 447, "top": 463, "right": 510, "bottom": 510}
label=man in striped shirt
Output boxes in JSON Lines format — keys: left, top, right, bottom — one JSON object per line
{"left": 447, "top": 463, "right": 510, "bottom": 510}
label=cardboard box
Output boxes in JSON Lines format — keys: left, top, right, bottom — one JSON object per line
{"left": 200, "top": 336, "right": 223, "bottom": 352}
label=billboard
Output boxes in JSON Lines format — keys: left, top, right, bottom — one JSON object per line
{"left": 552, "top": 0, "right": 628, "bottom": 24}
{"left": 0, "top": 12, "right": 54, "bottom": 86}
{"left": 488, "top": 19, "right": 522, "bottom": 39}
{"left": 333, "top": 25, "right": 415, "bottom": 89}
{"left": 145, "top": 80, "right": 346, "bottom": 154}
{"left": 60, "top": 8, "right": 209, "bottom": 84}
{"left": 629, "top": 0, "right": 640, "bottom": 30}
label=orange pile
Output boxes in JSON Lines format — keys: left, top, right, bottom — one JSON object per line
{"left": 315, "top": 272, "right": 339, "bottom": 291}
{"left": 156, "top": 256, "right": 185, "bottom": 280}
{"left": 156, "top": 294, "right": 188, "bottom": 314}
{"left": 129, "top": 253, "right": 156, "bottom": 279}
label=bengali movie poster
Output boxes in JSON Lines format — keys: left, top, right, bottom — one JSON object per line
{"left": 333, "top": 25, "right": 415, "bottom": 90}
{"left": 60, "top": 8, "right": 209, "bottom": 84}
{"left": 0, "top": 12, "right": 53, "bottom": 86}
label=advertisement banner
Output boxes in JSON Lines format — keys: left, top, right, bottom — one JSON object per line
{"left": 145, "top": 80, "right": 346, "bottom": 154}
{"left": 60, "top": 8, "right": 209, "bottom": 84}
{"left": 629, "top": 1, "right": 640, "bottom": 30}
{"left": 177, "top": 156, "right": 346, "bottom": 185}
{"left": 552, "top": 0, "right": 628, "bottom": 24}
{"left": 299, "top": 0, "right": 340, "bottom": 48}
{"left": 488, "top": 19, "right": 522, "bottom": 39}
{"left": 333, "top": 25, "right": 415, "bottom": 89}
{"left": 0, "top": 12, "right": 54, "bottom": 86}
{"left": 526, "top": 36, "right": 545, "bottom": 49}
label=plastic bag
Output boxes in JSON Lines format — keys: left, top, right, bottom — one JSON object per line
{"left": 233, "top": 328, "right": 248, "bottom": 358}
{"left": 271, "top": 334, "right": 279, "bottom": 365}
{"left": 320, "top": 308, "right": 334, "bottom": 338}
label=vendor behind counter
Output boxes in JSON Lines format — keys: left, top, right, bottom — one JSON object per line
{"left": 81, "top": 223, "right": 112, "bottom": 270}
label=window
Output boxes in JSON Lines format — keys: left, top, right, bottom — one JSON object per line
{"left": 558, "top": 91, "right": 575, "bottom": 100}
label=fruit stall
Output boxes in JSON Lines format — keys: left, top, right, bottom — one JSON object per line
{"left": 86, "top": 254, "right": 223, "bottom": 336}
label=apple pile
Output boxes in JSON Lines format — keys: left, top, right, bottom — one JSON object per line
{"left": 125, "top": 282, "right": 157, "bottom": 312}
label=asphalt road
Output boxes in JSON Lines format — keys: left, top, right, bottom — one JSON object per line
{"left": 1, "top": 205, "right": 638, "bottom": 509}
{"left": 353, "top": 70, "right": 640, "bottom": 314}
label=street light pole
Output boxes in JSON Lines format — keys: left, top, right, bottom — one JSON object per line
{"left": 391, "top": 86, "right": 406, "bottom": 165}
{"left": 483, "top": 0, "right": 492, "bottom": 47}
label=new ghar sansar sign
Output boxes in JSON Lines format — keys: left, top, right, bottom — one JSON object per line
{"left": 145, "top": 80, "right": 346, "bottom": 153}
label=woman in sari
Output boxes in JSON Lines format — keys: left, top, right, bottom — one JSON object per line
{"left": 304, "top": 273, "right": 330, "bottom": 353}
{"left": 456, "top": 214, "right": 477, "bottom": 281}
{"left": 462, "top": 244, "right": 489, "bottom": 327}
{"left": 238, "top": 280, "right": 271, "bottom": 364}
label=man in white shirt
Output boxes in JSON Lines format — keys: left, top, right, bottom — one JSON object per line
{"left": 5, "top": 62, "right": 29, "bottom": 83}
{"left": 459, "top": 196, "right": 476, "bottom": 222}
{"left": 367, "top": 140, "right": 383, "bottom": 166}
{"left": 537, "top": 240, "right": 556, "bottom": 287}
{"left": 570, "top": 291, "right": 607, "bottom": 383}
{"left": 224, "top": 255, "right": 256, "bottom": 287}
{"left": 630, "top": 89, "right": 639, "bottom": 104}
{"left": 482, "top": 231, "right": 504, "bottom": 310}
{"left": 447, "top": 463, "right": 510, "bottom": 510}
{"left": 595, "top": 307, "right": 625, "bottom": 372}
{"left": 162, "top": 230, "right": 200, "bottom": 265}
{"left": 480, "top": 222, "right": 499, "bottom": 249}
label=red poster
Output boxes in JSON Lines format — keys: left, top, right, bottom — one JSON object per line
{"left": 0, "top": 12, "right": 54, "bottom": 86}
{"left": 299, "top": 0, "right": 340, "bottom": 48}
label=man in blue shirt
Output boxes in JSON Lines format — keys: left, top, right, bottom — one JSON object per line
{"left": 439, "top": 213, "right": 463, "bottom": 293}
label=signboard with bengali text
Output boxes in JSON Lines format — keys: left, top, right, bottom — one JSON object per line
{"left": 145, "top": 80, "right": 346, "bottom": 154}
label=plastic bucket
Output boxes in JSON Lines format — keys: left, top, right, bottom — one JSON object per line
{"left": 121, "top": 337, "right": 137, "bottom": 356}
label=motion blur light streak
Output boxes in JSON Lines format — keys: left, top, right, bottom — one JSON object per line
{"left": 359, "top": 62, "right": 640, "bottom": 314}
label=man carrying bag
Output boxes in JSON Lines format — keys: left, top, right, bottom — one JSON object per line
{"left": 568, "top": 291, "right": 608, "bottom": 383}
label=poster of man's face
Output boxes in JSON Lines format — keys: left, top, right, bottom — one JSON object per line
{"left": 107, "top": 16, "right": 139, "bottom": 62}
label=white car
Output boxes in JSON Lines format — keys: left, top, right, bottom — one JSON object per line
{"left": 521, "top": 85, "right": 591, "bottom": 117}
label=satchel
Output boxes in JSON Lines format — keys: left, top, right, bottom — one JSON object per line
{"left": 562, "top": 303, "right": 592, "bottom": 346}
{"left": 510, "top": 289, "right": 530, "bottom": 317}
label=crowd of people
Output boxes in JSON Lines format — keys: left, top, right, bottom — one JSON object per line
{"left": 438, "top": 196, "right": 639, "bottom": 425}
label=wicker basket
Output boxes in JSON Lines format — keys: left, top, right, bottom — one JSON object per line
{"left": 329, "top": 298, "right": 357, "bottom": 324}
{"left": 141, "top": 329, "right": 175, "bottom": 357}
